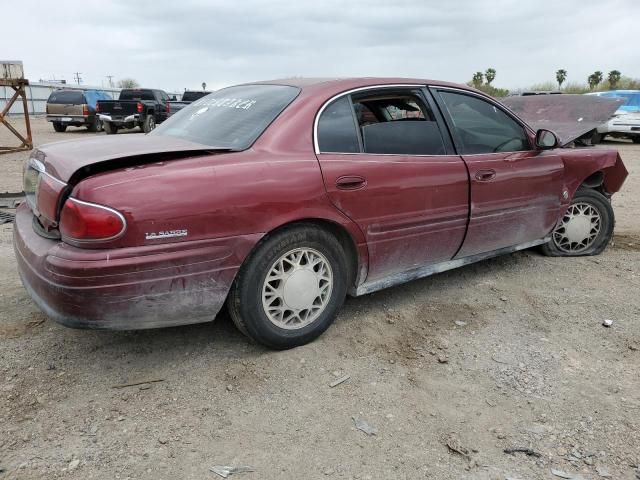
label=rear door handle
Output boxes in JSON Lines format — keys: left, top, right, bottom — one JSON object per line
{"left": 475, "top": 169, "right": 496, "bottom": 181}
{"left": 336, "top": 175, "right": 366, "bottom": 190}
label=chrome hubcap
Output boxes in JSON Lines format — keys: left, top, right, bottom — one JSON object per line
{"left": 553, "top": 202, "right": 601, "bottom": 253}
{"left": 262, "top": 248, "right": 333, "bottom": 329}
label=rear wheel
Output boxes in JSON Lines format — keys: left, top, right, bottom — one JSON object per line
{"left": 142, "top": 115, "right": 156, "bottom": 133}
{"left": 632, "top": 137, "right": 640, "bottom": 144}
{"left": 227, "top": 225, "right": 349, "bottom": 349}
{"left": 103, "top": 122, "right": 118, "bottom": 135}
{"left": 541, "top": 189, "right": 614, "bottom": 257}
{"left": 87, "top": 117, "right": 101, "bottom": 133}
{"left": 52, "top": 122, "right": 67, "bottom": 133}
{"left": 590, "top": 132, "right": 603, "bottom": 144}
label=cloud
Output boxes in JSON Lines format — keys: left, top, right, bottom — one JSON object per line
{"left": 5, "top": 0, "right": 638, "bottom": 92}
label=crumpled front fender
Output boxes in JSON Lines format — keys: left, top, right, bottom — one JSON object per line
{"left": 561, "top": 148, "right": 628, "bottom": 199}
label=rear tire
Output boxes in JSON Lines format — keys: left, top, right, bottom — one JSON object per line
{"left": 227, "top": 225, "right": 349, "bottom": 349}
{"left": 103, "top": 122, "right": 118, "bottom": 135}
{"left": 87, "top": 117, "right": 101, "bottom": 133}
{"left": 590, "top": 132, "right": 603, "bottom": 144}
{"left": 52, "top": 122, "right": 67, "bottom": 133}
{"left": 142, "top": 115, "right": 156, "bottom": 133}
{"left": 541, "top": 188, "right": 614, "bottom": 257}
{"left": 632, "top": 137, "right": 640, "bottom": 144}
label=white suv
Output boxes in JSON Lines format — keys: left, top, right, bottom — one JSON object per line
{"left": 588, "top": 90, "right": 640, "bottom": 144}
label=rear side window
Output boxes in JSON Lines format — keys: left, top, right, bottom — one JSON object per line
{"left": 353, "top": 92, "right": 445, "bottom": 155}
{"left": 119, "top": 90, "right": 155, "bottom": 101}
{"left": 317, "top": 97, "right": 360, "bottom": 153}
{"left": 47, "top": 91, "right": 85, "bottom": 104}
{"left": 151, "top": 84, "right": 300, "bottom": 149}
{"left": 438, "top": 91, "right": 530, "bottom": 154}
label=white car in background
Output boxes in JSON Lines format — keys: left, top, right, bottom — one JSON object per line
{"left": 588, "top": 90, "right": 640, "bottom": 144}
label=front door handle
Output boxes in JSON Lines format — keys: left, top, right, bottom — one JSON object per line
{"left": 475, "top": 169, "right": 496, "bottom": 182}
{"left": 336, "top": 175, "right": 366, "bottom": 190}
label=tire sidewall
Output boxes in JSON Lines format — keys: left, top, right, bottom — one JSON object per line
{"left": 547, "top": 189, "right": 614, "bottom": 256}
{"left": 234, "top": 227, "right": 348, "bottom": 349}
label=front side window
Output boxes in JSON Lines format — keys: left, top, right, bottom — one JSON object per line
{"left": 438, "top": 91, "right": 530, "bottom": 154}
{"left": 151, "top": 84, "right": 300, "bottom": 149}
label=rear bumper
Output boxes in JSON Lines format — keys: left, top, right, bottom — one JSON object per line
{"left": 46, "top": 115, "right": 90, "bottom": 125}
{"left": 99, "top": 114, "right": 139, "bottom": 125}
{"left": 13, "top": 204, "right": 260, "bottom": 330}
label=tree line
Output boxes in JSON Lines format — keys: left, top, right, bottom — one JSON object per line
{"left": 469, "top": 68, "right": 637, "bottom": 97}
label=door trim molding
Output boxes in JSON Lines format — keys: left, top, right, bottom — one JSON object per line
{"left": 353, "top": 237, "right": 549, "bottom": 296}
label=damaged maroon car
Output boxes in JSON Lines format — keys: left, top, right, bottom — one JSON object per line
{"left": 14, "top": 78, "right": 628, "bottom": 349}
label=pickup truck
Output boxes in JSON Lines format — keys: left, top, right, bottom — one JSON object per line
{"left": 97, "top": 89, "right": 171, "bottom": 134}
{"left": 167, "top": 90, "right": 211, "bottom": 116}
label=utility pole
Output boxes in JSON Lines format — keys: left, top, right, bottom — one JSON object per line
{"left": 73, "top": 72, "right": 82, "bottom": 85}
{"left": 106, "top": 75, "right": 114, "bottom": 88}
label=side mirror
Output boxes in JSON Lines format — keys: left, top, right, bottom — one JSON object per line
{"left": 535, "top": 129, "right": 559, "bottom": 149}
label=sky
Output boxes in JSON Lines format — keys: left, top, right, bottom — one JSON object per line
{"left": 5, "top": 0, "right": 639, "bottom": 93}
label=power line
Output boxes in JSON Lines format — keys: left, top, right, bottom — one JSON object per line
{"left": 73, "top": 72, "right": 82, "bottom": 85}
{"left": 106, "top": 75, "right": 114, "bottom": 87}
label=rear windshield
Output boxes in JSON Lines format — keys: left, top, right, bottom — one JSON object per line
{"left": 151, "top": 84, "right": 300, "bottom": 149}
{"left": 119, "top": 90, "right": 155, "bottom": 101}
{"left": 182, "top": 91, "right": 210, "bottom": 102}
{"left": 47, "top": 90, "right": 85, "bottom": 104}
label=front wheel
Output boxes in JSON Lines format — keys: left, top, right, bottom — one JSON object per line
{"left": 227, "top": 225, "right": 349, "bottom": 349}
{"left": 541, "top": 188, "right": 614, "bottom": 257}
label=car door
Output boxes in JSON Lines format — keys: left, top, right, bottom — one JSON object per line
{"left": 314, "top": 86, "right": 469, "bottom": 282}
{"left": 431, "top": 87, "right": 565, "bottom": 258}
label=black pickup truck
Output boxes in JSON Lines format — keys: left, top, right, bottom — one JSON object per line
{"left": 97, "top": 88, "right": 171, "bottom": 134}
{"left": 167, "top": 90, "right": 211, "bottom": 116}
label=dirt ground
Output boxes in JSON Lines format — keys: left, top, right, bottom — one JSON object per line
{"left": 1, "top": 117, "right": 639, "bottom": 480}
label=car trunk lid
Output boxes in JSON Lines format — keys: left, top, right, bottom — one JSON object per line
{"left": 25, "top": 135, "right": 229, "bottom": 230}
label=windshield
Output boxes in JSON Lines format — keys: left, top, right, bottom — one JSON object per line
{"left": 151, "top": 84, "right": 300, "bottom": 149}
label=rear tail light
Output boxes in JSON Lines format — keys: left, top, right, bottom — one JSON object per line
{"left": 96, "top": 102, "right": 101, "bottom": 113}
{"left": 59, "top": 198, "right": 126, "bottom": 243}
{"left": 46, "top": 104, "right": 50, "bottom": 114}
{"left": 165, "top": 102, "right": 170, "bottom": 114}
{"left": 82, "top": 104, "right": 89, "bottom": 116}
{"left": 136, "top": 102, "right": 143, "bottom": 113}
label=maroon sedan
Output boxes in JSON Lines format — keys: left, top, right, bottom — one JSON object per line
{"left": 14, "top": 78, "right": 628, "bottom": 349}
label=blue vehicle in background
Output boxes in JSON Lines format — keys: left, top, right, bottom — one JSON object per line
{"left": 588, "top": 90, "right": 640, "bottom": 143}
{"left": 46, "top": 89, "right": 113, "bottom": 133}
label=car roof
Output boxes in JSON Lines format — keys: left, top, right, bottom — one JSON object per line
{"left": 248, "top": 77, "right": 476, "bottom": 96}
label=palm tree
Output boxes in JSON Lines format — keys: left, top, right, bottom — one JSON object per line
{"left": 485, "top": 68, "right": 496, "bottom": 85}
{"left": 555, "top": 69, "right": 567, "bottom": 89}
{"left": 608, "top": 70, "right": 621, "bottom": 89}
{"left": 472, "top": 72, "right": 484, "bottom": 88}
{"left": 588, "top": 71, "right": 603, "bottom": 90}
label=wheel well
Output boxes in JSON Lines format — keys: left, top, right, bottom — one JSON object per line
{"left": 260, "top": 219, "right": 360, "bottom": 288}
{"left": 579, "top": 171, "right": 607, "bottom": 195}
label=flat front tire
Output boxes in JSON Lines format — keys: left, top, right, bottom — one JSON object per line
{"left": 541, "top": 188, "right": 614, "bottom": 257}
{"left": 227, "top": 225, "right": 349, "bottom": 349}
